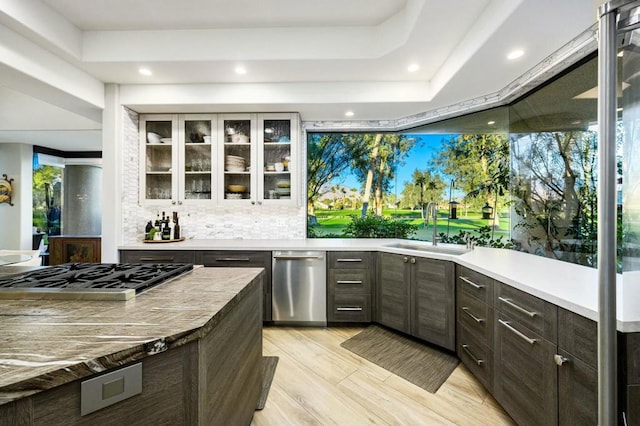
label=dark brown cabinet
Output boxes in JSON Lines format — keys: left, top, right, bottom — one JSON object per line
{"left": 493, "top": 282, "right": 559, "bottom": 426}
{"left": 377, "top": 252, "right": 454, "bottom": 350}
{"left": 119, "top": 249, "right": 196, "bottom": 264}
{"left": 557, "top": 308, "right": 597, "bottom": 426}
{"left": 119, "top": 249, "right": 271, "bottom": 321}
{"left": 456, "top": 266, "right": 495, "bottom": 392}
{"left": 196, "top": 250, "right": 272, "bottom": 321}
{"left": 377, "top": 252, "right": 410, "bottom": 333}
{"left": 327, "top": 251, "right": 374, "bottom": 323}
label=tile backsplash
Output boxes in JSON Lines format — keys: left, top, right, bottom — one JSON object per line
{"left": 120, "top": 108, "right": 306, "bottom": 244}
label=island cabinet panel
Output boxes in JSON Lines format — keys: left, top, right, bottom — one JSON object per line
{"left": 196, "top": 250, "right": 272, "bottom": 321}
{"left": 376, "top": 252, "right": 410, "bottom": 333}
{"left": 198, "top": 278, "right": 263, "bottom": 425}
{"left": 0, "top": 273, "right": 263, "bottom": 426}
{"left": 327, "top": 251, "right": 374, "bottom": 323}
{"left": 30, "top": 342, "right": 195, "bottom": 425}
{"left": 119, "top": 249, "right": 196, "bottom": 264}
{"left": 411, "top": 257, "right": 455, "bottom": 350}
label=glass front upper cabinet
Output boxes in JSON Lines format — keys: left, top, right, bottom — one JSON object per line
{"left": 180, "top": 115, "right": 215, "bottom": 202}
{"left": 140, "top": 115, "right": 177, "bottom": 202}
{"left": 259, "top": 114, "right": 296, "bottom": 203}
{"left": 218, "top": 114, "right": 257, "bottom": 203}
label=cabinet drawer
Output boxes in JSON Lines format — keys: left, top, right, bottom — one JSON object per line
{"left": 328, "top": 293, "right": 371, "bottom": 322}
{"left": 558, "top": 308, "right": 597, "bottom": 369}
{"left": 457, "top": 286, "right": 494, "bottom": 346}
{"left": 328, "top": 251, "right": 373, "bottom": 269}
{"left": 329, "top": 269, "right": 371, "bottom": 294}
{"left": 456, "top": 266, "right": 494, "bottom": 305}
{"left": 457, "top": 323, "right": 493, "bottom": 392}
{"left": 119, "top": 250, "right": 196, "bottom": 264}
{"left": 196, "top": 250, "right": 271, "bottom": 267}
{"left": 495, "top": 283, "right": 557, "bottom": 342}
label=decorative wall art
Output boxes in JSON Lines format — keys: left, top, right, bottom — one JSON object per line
{"left": 0, "top": 174, "right": 14, "bottom": 206}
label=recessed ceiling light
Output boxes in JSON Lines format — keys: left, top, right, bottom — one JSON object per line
{"left": 138, "top": 67, "right": 152, "bottom": 76}
{"left": 235, "top": 65, "right": 247, "bottom": 75}
{"left": 507, "top": 49, "right": 524, "bottom": 60}
{"left": 618, "top": 51, "right": 624, "bottom": 57}
{"left": 407, "top": 64, "right": 420, "bottom": 72}
{"left": 345, "top": 111, "right": 355, "bottom": 117}
{"left": 487, "top": 120, "right": 496, "bottom": 125}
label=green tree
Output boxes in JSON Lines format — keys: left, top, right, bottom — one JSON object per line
{"left": 32, "top": 165, "right": 63, "bottom": 233}
{"left": 510, "top": 130, "right": 601, "bottom": 265}
{"left": 346, "top": 134, "right": 415, "bottom": 216}
{"left": 434, "top": 134, "right": 509, "bottom": 230}
{"left": 307, "top": 134, "right": 355, "bottom": 224}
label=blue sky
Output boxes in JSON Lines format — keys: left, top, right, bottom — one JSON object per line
{"left": 336, "top": 134, "right": 460, "bottom": 199}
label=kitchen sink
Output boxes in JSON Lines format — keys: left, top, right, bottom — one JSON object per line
{"left": 383, "top": 242, "right": 470, "bottom": 255}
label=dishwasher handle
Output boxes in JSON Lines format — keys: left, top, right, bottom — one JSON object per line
{"left": 273, "top": 255, "right": 324, "bottom": 260}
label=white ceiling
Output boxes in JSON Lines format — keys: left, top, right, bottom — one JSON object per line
{"left": 0, "top": 0, "right": 597, "bottom": 151}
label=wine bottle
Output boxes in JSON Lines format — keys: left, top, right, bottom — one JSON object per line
{"left": 173, "top": 212, "right": 180, "bottom": 239}
{"left": 145, "top": 221, "right": 153, "bottom": 240}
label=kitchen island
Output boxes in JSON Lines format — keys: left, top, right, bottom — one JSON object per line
{"left": 0, "top": 266, "right": 264, "bottom": 425}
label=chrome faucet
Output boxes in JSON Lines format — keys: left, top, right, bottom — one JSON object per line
{"left": 425, "top": 202, "right": 439, "bottom": 246}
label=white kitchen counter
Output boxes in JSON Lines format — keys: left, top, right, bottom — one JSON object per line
{"left": 119, "top": 238, "right": 639, "bottom": 332}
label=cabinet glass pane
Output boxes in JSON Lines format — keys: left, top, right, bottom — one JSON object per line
{"left": 263, "top": 119, "right": 291, "bottom": 200}
{"left": 223, "top": 119, "right": 251, "bottom": 200}
{"left": 184, "top": 119, "right": 212, "bottom": 201}
{"left": 145, "top": 120, "right": 172, "bottom": 200}
{"left": 185, "top": 144, "right": 212, "bottom": 200}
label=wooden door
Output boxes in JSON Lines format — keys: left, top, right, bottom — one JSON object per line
{"left": 376, "top": 252, "right": 410, "bottom": 333}
{"left": 411, "top": 257, "right": 455, "bottom": 351}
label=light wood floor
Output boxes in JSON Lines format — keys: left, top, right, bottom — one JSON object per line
{"left": 252, "top": 326, "right": 516, "bottom": 425}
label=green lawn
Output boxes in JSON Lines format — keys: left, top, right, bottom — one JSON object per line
{"left": 310, "top": 207, "right": 510, "bottom": 241}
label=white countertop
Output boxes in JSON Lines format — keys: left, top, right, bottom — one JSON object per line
{"left": 119, "top": 238, "right": 638, "bottom": 332}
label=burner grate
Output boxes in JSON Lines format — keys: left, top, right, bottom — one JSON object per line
{"left": 0, "top": 263, "right": 193, "bottom": 293}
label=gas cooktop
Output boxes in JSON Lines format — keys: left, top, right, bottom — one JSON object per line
{"left": 0, "top": 263, "right": 193, "bottom": 301}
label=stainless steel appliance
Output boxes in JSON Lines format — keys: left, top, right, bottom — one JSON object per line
{"left": 272, "top": 250, "right": 326, "bottom": 325}
{"left": 0, "top": 263, "right": 193, "bottom": 301}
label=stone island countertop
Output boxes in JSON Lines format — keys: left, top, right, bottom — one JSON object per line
{"left": 0, "top": 266, "right": 264, "bottom": 406}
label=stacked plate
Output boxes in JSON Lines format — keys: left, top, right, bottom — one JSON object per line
{"left": 225, "top": 155, "right": 246, "bottom": 172}
{"left": 275, "top": 180, "right": 291, "bottom": 198}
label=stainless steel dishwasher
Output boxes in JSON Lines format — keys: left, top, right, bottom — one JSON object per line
{"left": 272, "top": 250, "right": 326, "bottom": 325}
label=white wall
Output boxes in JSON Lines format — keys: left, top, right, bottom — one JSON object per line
{"left": 0, "top": 143, "right": 32, "bottom": 249}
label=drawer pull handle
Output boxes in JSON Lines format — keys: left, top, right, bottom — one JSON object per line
{"left": 459, "top": 276, "right": 484, "bottom": 289}
{"left": 336, "top": 280, "right": 363, "bottom": 285}
{"left": 498, "top": 319, "right": 538, "bottom": 345}
{"left": 337, "top": 307, "right": 363, "bottom": 311}
{"left": 462, "top": 344, "right": 484, "bottom": 365}
{"left": 336, "top": 258, "right": 363, "bottom": 263}
{"left": 462, "top": 307, "right": 484, "bottom": 323}
{"left": 498, "top": 296, "right": 537, "bottom": 318}
{"left": 140, "top": 257, "right": 174, "bottom": 262}
{"left": 215, "top": 257, "right": 250, "bottom": 262}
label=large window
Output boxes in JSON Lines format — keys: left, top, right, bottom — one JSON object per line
{"left": 307, "top": 54, "right": 622, "bottom": 269}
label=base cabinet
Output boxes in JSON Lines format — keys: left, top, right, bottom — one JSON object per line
{"left": 327, "top": 251, "right": 374, "bottom": 323}
{"left": 118, "top": 249, "right": 271, "bottom": 321}
{"left": 456, "top": 266, "right": 600, "bottom": 426}
{"left": 377, "top": 252, "right": 410, "bottom": 333}
{"left": 196, "top": 250, "right": 272, "bottom": 321}
{"left": 493, "top": 311, "right": 558, "bottom": 426}
{"left": 377, "top": 252, "right": 454, "bottom": 351}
